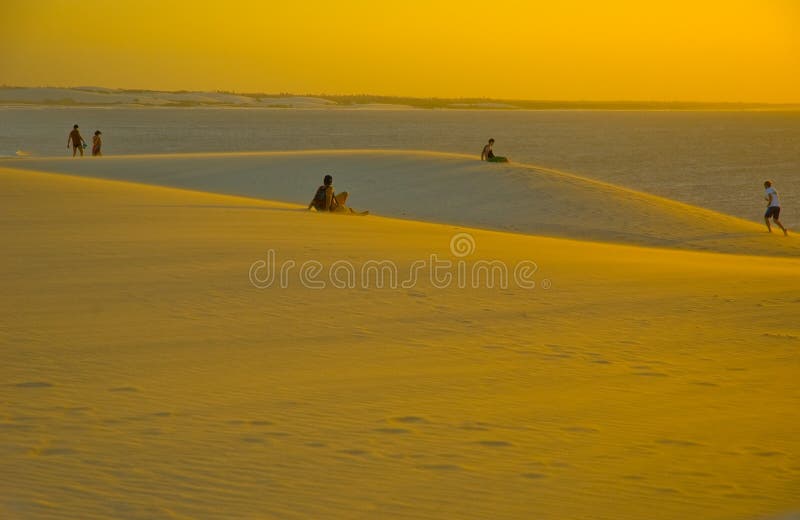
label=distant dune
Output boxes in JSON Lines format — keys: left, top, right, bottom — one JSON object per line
{"left": 2, "top": 87, "right": 798, "bottom": 110}
{"left": 4, "top": 150, "right": 797, "bottom": 256}
{"left": 0, "top": 87, "right": 337, "bottom": 108}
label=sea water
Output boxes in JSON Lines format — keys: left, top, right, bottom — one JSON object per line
{"left": 1, "top": 106, "right": 798, "bottom": 228}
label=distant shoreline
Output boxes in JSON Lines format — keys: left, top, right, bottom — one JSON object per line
{"left": 2, "top": 86, "right": 798, "bottom": 111}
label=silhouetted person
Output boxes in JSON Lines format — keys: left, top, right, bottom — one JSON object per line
{"left": 308, "top": 174, "right": 367, "bottom": 214}
{"left": 481, "top": 138, "right": 507, "bottom": 162}
{"left": 67, "top": 124, "right": 86, "bottom": 157}
{"left": 92, "top": 130, "right": 103, "bottom": 156}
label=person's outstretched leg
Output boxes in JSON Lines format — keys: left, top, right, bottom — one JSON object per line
{"left": 774, "top": 217, "right": 788, "bottom": 236}
{"left": 765, "top": 216, "right": 772, "bottom": 233}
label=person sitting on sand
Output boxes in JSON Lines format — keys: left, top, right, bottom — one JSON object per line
{"left": 481, "top": 138, "right": 507, "bottom": 162}
{"left": 763, "top": 180, "right": 788, "bottom": 236}
{"left": 91, "top": 130, "right": 103, "bottom": 156}
{"left": 308, "top": 174, "right": 366, "bottom": 215}
{"left": 67, "top": 124, "right": 86, "bottom": 157}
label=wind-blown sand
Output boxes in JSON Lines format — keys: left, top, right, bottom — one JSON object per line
{"left": 1, "top": 155, "right": 798, "bottom": 519}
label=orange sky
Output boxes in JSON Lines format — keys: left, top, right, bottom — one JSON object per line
{"left": 1, "top": 0, "right": 798, "bottom": 102}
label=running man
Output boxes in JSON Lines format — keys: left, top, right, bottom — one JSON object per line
{"left": 67, "top": 125, "right": 87, "bottom": 157}
{"left": 763, "top": 180, "right": 788, "bottom": 236}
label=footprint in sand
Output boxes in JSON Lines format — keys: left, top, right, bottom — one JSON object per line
{"left": 656, "top": 439, "right": 702, "bottom": 447}
{"left": 262, "top": 431, "right": 291, "bottom": 438}
{"left": 460, "top": 423, "right": 492, "bottom": 431}
{"left": 41, "top": 447, "right": 77, "bottom": 456}
{"left": 374, "top": 428, "right": 411, "bottom": 434}
{"left": 723, "top": 492, "right": 767, "bottom": 500}
{"left": 392, "top": 416, "right": 429, "bottom": 424}
{"left": 521, "top": 472, "right": 546, "bottom": 479}
{"left": 651, "top": 487, "right": 681, "bottom": 495}
{"left": 476, "top": 440, "right": 513, "bottom": 447}
{"left": 418, "top": 464, "right": 462, "bottom": 471}
{"left": 561, "top": 426, "right": 599, "bottom": 434}
{"left": 65, "top": 406, "right": 91, "bottom": 415}
{"left": 108, "top": 386, "right": 139, "bottom": 393}
{"left": 762, "top": 333, "right": 798, "bottom": 341}
{"left": 621, "top": 474, "right": 647, "bottom": 481}
{"left": 339, "top": 449, "right": 369, "bottom": 456}
{"left": 14, "top": 381, "right": 53, "bottom": 388}
{"left": 754, "top": 451, "right": 784, "bottom": 457}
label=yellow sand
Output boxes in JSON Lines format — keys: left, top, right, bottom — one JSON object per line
{"left": 8, "top": 150, "right": 800, "bottom": 257}
{"left": 1, "top": 167, "right": 798, "bottom": 519}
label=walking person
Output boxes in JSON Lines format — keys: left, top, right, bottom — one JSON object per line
{"left": 763, "top": 180, "right": 788, "bottom": 236}
{"left": 92, "top": 130, "right": 103, "bottom": 156}
{"left": 67, "top": 124, "right": 86, "bottom": 157}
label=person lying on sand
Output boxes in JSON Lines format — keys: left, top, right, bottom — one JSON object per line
{"left": 308, "top": 174, "right": 368, "bottom": 215}
{"left": 763, "top": 180, "right": 788, "bottom": 236}
{"left": 480, "top": 138, "right": 508, "bottom": 162}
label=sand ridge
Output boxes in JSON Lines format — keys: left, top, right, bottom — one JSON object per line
{"left": 3, "top": 150, "right": 797, "bottom": 257}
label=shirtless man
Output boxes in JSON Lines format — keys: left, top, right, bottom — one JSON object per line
{"left": 481, "top": 138, "right": 496, "bottom": 161}
{"left": 308, "top": 174, "right": 367, "bottom": 215}
{"left": 67, "top": 125, "right": 86, "bottom": 157}
{"left": 309, "top": 174, "right": 349, "bottom": 212}
{"left": 481, "top": 138, "right": 508, "bottom": 162}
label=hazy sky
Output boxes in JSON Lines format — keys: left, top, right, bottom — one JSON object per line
{"left": 2, "top": 0, "right": 798, "bottom": 102}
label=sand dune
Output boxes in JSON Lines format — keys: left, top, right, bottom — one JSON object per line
{"left": 1, "top": 165, "right": 799, "bottom": 519}
{"left": 0, "top": 87, "right": 336, "bottom": 108}
{"left": 4, "top": 150, "right": 797, "bottom": 257}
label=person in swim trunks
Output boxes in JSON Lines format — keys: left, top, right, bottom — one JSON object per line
{"left": 67, "top": 124, "right": 86, "bottom": 157}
